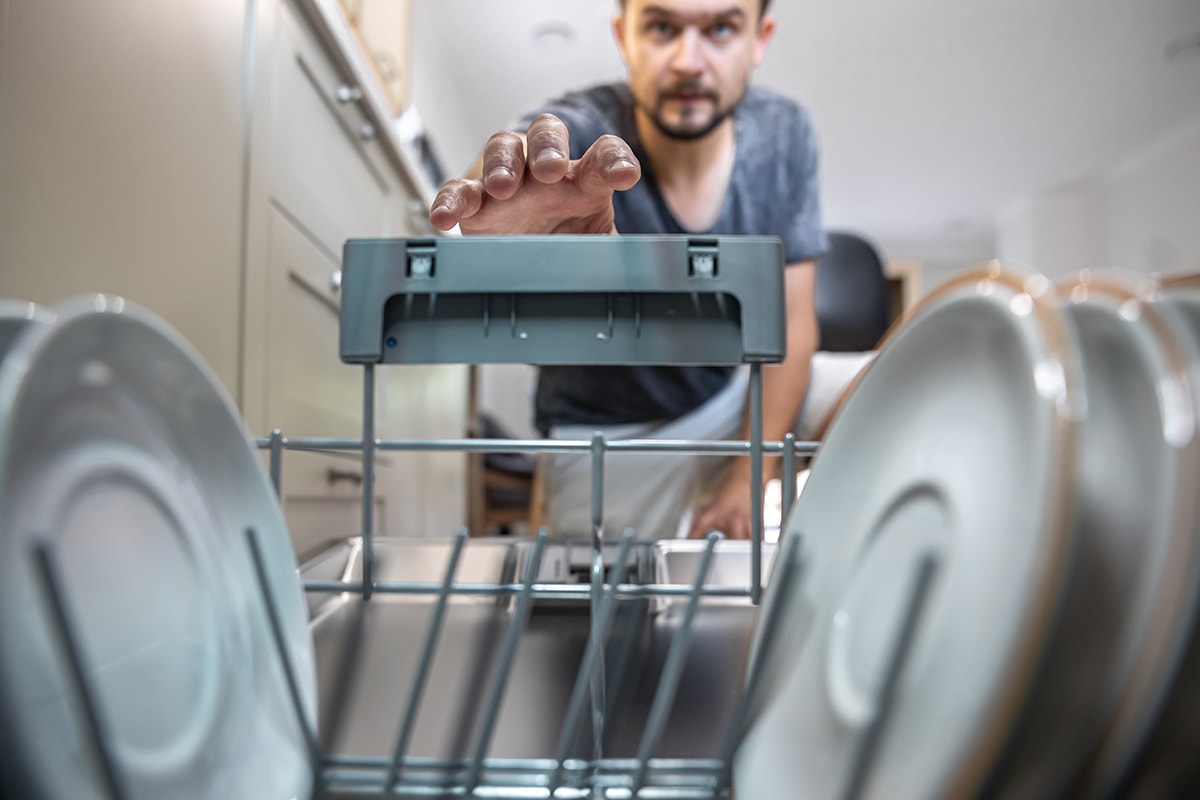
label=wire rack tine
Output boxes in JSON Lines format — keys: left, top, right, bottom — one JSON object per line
{"left": 839, "top": 552, "right": 940, "bottom": 800}
{"left": 384, "top": 528, "right": 469, "bottom": 793}
{"left": 716, "top": 533, "right": 805, "bottom": 787}
{"left": 550, "top": 530, "right": 638, "bottom": 790}
{"left": 31, "top": 539, "right": 130, "bottom": 800}
{"left": 464, "top": 530, "right": 550, "bottom": 791}
{"left": 269, "top": 429, "right": 285, "bottom": 498}
{"left": 244, "top": 527, "right": 325, "bottom": 795}
{"left": 631, "top": 532, "right": 722, "bottom": 794}
{"left": 749, "top": 364, "right": 764, "bottom": 607}
{"left": 361, "top": 363, "right": 376, "bottom": 600}
{"left": 781, "top": 432, "right": 796, "bottom": 524}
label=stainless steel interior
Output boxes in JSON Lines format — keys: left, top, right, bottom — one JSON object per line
{"left": 302, "top": 536, "right": 775, "bottom": 768}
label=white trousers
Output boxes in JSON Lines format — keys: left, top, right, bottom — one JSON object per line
{"left": 541, "top": 351, "right": 876, "bottom": 540}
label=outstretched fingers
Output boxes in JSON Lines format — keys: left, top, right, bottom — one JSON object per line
{"left": 429, "top": 178, "right": 484, "bottom": 231}
{"left": 574, "top": 134, "right": 641, "bottom": 198}
{"left": 525, "top": 114, "right": 571, "bottom": 184}
{"left": 480, "top": 130, "right": 527, "bottom": 200}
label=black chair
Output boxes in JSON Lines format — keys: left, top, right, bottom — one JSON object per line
{"left": 814, "top": 231, "right": 893, "bottom": 352}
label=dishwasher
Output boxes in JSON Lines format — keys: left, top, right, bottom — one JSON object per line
{"left": 0, "top": 235, "right": 943, "bottom": 800}
{"left": 281, "top": 233, "right": 824, "bottom": 799}
{"left": 9, "top": 241, "right": 1200, "bottom": 799}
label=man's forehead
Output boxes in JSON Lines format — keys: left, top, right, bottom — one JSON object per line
{"left": 624, "top": 0, "right": 758, "bottom": 21}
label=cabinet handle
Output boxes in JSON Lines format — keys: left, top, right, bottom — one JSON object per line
{"left": 330, "top": 270, "right": 342, "bottom": 293}
{"left": 359, "top": 122, "right": 377, "bottom": 141}
{"left": 336, "top": 84, "right": 363, "bottom": 103}
{"left": 327, "top": 467, "right": 363, "bottom": 487}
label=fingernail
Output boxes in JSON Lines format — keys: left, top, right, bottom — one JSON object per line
{"left": 611, "top": 158, "right": 637, "bottom": 171}
{"left": 534, "top": 149, "right": 565, "bottom": 165}
{"left": 486, "top": 166, "right": 514, "bottom": 182}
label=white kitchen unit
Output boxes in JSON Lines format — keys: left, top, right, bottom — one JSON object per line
{"left": 0, "top": 0, "right": 469, "bottom": 560}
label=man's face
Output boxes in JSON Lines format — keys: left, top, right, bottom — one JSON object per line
{"left": 614, "top": 0, "right": 774, "bottom": 140}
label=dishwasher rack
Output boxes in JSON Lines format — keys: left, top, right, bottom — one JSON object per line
{"left": 30, "top": 236, "right": 940, "bottom": 800}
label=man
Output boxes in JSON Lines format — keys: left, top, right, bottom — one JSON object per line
{"left": 430, "top": 0, "right": 825, "bottom": 540}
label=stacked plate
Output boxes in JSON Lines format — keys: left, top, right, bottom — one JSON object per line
{"left": 0, "top": 297, "right": 316, "bottom": 799}
{"left": 735, "top": 265, "right": 1200, "bottom": 799}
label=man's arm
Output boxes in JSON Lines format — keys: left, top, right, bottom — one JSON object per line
{"left": 688, "top": 259, "right": 818, "bottom": 540}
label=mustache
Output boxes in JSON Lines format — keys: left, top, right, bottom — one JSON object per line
{"left": 659, "top": 82, "right": 719, "bottom": 102}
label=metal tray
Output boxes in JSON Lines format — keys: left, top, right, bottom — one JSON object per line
{"left": 301, "top": 536, "right": 764, "bottom": 765}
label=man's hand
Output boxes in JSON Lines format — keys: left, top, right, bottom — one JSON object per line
{"left": 429, "top": 114, "right": 642, "bottom": 236}
{"left": 688, "top": 262, "right": 819, "bottom": 541}
{"left": 688, "top": 467, "right": 755, "bottom": 540}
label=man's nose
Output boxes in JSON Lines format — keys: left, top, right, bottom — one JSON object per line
{"left": 669, "top": 27, "right": 704, "bottom": 74}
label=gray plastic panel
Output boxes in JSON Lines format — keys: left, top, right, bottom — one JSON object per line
{"left": 339, "top": 235, "right": 786, "bottom": 366}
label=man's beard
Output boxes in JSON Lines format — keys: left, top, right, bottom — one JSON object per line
{"left": 638, "top": 84, "right": 738, "bottom": 141}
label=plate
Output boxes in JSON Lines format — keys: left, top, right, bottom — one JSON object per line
{"left": 734, "top": 266, "right": 1086, "bottom": 799}
{"left": 1006, "top": 274, "right": 1200, "bottom": 796}
{"left": 1094, "top": 283, "right": 1200, "bottom": 797}
{"left": 0, "top": 300, "right": 54, "bottom": 361}
{"left": 0, "top": 296, "right": 315, "bottom": 800}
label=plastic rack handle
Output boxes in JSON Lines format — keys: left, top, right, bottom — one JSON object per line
{"left": 338, "top": 234, "right": 787, "bottom": 366}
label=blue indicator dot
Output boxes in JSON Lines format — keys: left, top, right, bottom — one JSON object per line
{"left": 386, "top": 337, "right": 397, "bottom": 348}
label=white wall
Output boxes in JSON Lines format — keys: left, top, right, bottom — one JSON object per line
{"left": 997, "top": 114, "right": 1200, "bottom": 279}
{"left": 408, "top": 3, "right": 481, "bottom": 177}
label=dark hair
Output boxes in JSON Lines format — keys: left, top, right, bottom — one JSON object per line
{"left": 618, "top": 0, "right": 773, "bottom": 17}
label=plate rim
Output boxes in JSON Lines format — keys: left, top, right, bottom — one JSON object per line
{"left": 737, "top": 264, "right": 1086, "bottom": 798}
{"left": 0, "top": 294, "right": 316, "bottom": 799}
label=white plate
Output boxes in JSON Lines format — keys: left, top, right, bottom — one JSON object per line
{"left": 1088, "top": 283, "right": 1200, "bottom": 796}
{"left": 997, "top": 274, "right": 1200, "bottom": 796}
{"left": 0, "top": 296, "right": 315, "bottom": 800}
{"left": 734, "top": 266, "right": 1085, "bottom": 799}
{"left": 0, "top": 300, "right": 54, "bottom": 361}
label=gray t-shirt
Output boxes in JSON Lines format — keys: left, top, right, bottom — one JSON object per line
{"left": 525, "top": 83, "right": 827, "bottom": 433}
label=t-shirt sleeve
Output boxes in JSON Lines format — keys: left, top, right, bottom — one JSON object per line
{"left": 783, "top": 105, "right": 828, "bottom": 264}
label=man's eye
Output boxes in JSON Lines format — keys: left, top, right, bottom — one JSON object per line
{"left": 709, "top": 21, "right": 736, "bottom": 40}
{"left": 646, "top": 20, "right": 676, "bottom": 37}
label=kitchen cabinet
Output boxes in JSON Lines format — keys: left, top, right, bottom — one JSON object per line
{"left": 0, "top": 0, "right": 469, "bottom": 562}
{"left": 0, "top": 0, "right": 248, "bottom": 395}
{"left": 353, "top": 0, "right": 412, "bottom": 116}
{"left": 244, "top": 0, "right": 467, "bottom": 558}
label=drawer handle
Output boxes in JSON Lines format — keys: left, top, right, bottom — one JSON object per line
{"left": 327, "top": 467, "right": 363, "bottom": 487}
{"left": 336, "top": 84, "right": 363, "bottom": 103}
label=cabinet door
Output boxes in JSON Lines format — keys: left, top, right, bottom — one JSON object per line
{"left": 246, "top": 0, "right": 466, "bottom": 556}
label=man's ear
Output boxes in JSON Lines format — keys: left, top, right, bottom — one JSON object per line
{"left": 612, "top": 13, "right": 630, "bottom": 67}
{"left": 753, "top": 13, "right": 777, "bottom": 68}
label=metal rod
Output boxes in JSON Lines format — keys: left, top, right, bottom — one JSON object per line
{"left": 257, "top": 435, "right": 818, "bottom": 457}
{"left": 749, "top": 363, "right": 764, "bottom": 606}
{"left": 384, "top": 529, "right": 469, "bottom": 793}
{"left": 717, "top": 534, "right": 804, "bottom": 786}
{"left": 465, "top": 531, "right": 549, "bottom": 791}
{"left": 631, "top": 533, "right": 721, "bottom": 793}
{"left": 325, "top": 753, "right": 725, "bottom": 773}
{"left": 301, "top": 580, "right": 753, "bottom": 600}
{"left": 590, "top": 433, "right": 606, "bottom": 539}
{"left": 588, "top": 432, "right": 608, "bottom": 772}
{"left": 269, "top": 428, "right": 284, "bottom": 497}
{"left": 839, "top": 553, "right": 940, "bottom": 800}
{"left": 589, "top": 543, "right": 607, "bottom": 765}
{"left": 781, "top": 432, "right": 796, "bottom": 524}
{"left": 31, "top": 540, "right": 130, "bottom": 800}
{"left": 550, "top": 531, "right": 637, "bottom": 790}
{"left": 361, "top": 364, "right": 376, "bottom": 600}
{"left": 244, "top": 527, "right": 324, "bottom": 790}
